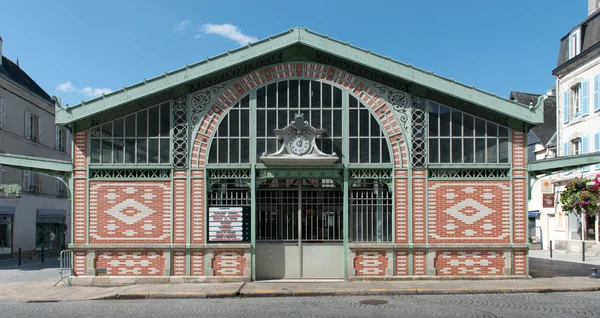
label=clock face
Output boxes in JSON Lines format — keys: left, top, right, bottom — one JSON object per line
{"left": 290, "top": 135, "right": 310, "bottom": 155}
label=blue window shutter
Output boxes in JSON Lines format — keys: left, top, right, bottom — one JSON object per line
{"left": 583, "top": 135, "right": 590, "bottom": 171}
{"left": 583, "top": 80, "right": 589, "bottom": 115}
{"left": 595, "top": 75, "right": 600, "bottom": 111}
{"left": 563, "top": 91, "right": 569, "bottom": 123}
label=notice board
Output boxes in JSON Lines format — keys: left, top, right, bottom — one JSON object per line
{"left": 207, "top": 206, "right": 251, "bottom": 242}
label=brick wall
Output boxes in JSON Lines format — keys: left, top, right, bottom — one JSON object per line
{"left": 173, "top": 251, "right": 186, "bottom": 276}
{"left": 413, "top": 250, "right": 427, "bottom": 276}
{"left": 435, "top": 250, "right": 503, "bottom": 276}
{"left": 396, "top": 250, "right": 409, "bottom": 276}
{"left": 96, "top": 251, "right": 164, "bottom": 276}
{"left": 412, "top": 171, "right": 426, "bottom": 244}
{"left": 354, "top": 251, "right": 387, "bottom": 276}
{"left": 73, "top": 251, "right": 86, "bottom": 276}
{"left": 191, "top": 251, "right": 205, "bottom": 276}
{"left": 513, "top": 250, "right": 527, "bottom": 275}
{"left": 213, "top": 251, "right": 245, "bottom": 276}
{"left": 173, "top": 173, "right": 186, "bottom": 245}
{"left": 191, "top": 172, "right": 205, "bottom": 244}
{"left": 395, "top": 171, "right": 409, "bottom": 243}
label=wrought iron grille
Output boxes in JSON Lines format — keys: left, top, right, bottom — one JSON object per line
{"left": 428, "top": 169, "right": 510, "bottom": 179}
{"left": 172, "top": 95, "right": 188, "bottom": 168}
{"left": 207, "top": 181, "right": 251, "bottom": 207}
{"left": 350, "top": 181, "right": 392, "bottom": 242}
{"left": 208, "top": 169, "right": 252, "bottom": 179}
{"left": 411, "top": 96, "right": 427, "bottom": 168}
{"left": 349, "top": 169, "right": 392, "bottom": 180}
{"left": 89, "top": 169, "right": 172, "bottom": 179}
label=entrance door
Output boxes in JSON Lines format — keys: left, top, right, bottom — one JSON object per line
{"left": 0, "top": 215, "right": 13, "bottom": 259}
{"left": 255, "top": 179, "right": 344, "bottom": 280}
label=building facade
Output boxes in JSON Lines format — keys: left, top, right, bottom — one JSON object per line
{"left": 0, "top": 37, "right": 72, "bottom": 259}
{"left": 552, "top": 0, "right": 600, "bottom": 254}
{"left": 56, "top": 28, "right": 543, "bottom": 281}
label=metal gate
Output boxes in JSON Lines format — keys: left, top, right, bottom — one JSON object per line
{"left": 255, "top": 179, "right": 344, "bottom": 279}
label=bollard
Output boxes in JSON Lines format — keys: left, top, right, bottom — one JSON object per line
{"left": 18, "top": 248, "right": 21, "bottom": 266}
{"left": 550, "top": 240, "right": 553, "bottom": 259}
{"left": 583, "top": 241, "right": 586, "bottom": 262}
{"left": 41, "top": 246, "right": 44, "bottom": 263}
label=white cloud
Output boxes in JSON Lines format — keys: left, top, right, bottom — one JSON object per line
{"left": 200, "top": 23, "right": 257, "bottom": 45}
{"left": 173, "top": 20, "right": 191, "bottom": 33}
{"left": 55, "top": 81, "right": 112, "bottom": 97}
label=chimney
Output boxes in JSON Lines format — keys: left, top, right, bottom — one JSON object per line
{"left": 547, "top": 86, "right": 556, "bottom": 97}
{"left": 589, "top": 0, "right": 600, "bottom": 15}
{"left": 0, "top": 36, "right": 3, "bottom": 66}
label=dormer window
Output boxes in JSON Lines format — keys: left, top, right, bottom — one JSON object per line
{"left": 569, "top": 28, "right": 581, "bottom": 59}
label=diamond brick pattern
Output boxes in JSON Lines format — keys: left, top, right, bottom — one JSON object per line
{"left": 213, "top": 251, "right": 245, "bottom": 276}
{"left": 436, "top": 250, "right": 503, "bottom": 276}
{"left": 191, "top": 251, "right": 204, "bottom": 276}
{"left": 354, "top": 251, "right": 387, "bottom": 276}
{"left": 97, "top": 251, "right": 164, "bottom": 276}
{"left": 413, "top": 250, "right": 427, "bottom": 276}
{"left": 428, "top": 182, "right": 511, "bottom": 243}
{"left": 396, "top": 250, "right": 409, "bottom": 276}
{"left": 173, "top": 251, "right": 186, "bottom": 276}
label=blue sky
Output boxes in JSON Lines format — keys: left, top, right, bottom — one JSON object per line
{"left": 0, "top": 0, "right": 587, "bottom": 107}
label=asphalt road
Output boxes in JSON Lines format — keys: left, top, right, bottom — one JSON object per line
{"left": 2, "top": 292, "right": 600, "bottom": 317}
{"left": 0, "top": 258, "right": 60, "bottom": 283}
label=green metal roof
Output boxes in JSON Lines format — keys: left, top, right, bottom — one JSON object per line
{"left": 55, "top": 27, "right": 544, "bottom": 125}
{"left": 527, "top": 153, "right": 600, "bottom": 176}
{"left": 0, "top": 153, "right": 72, "bottom": 173}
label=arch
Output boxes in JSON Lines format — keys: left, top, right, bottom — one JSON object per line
{"left": 190, "top": 62, "right": 409, "bottom": 169}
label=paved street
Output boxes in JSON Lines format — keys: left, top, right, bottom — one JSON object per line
{"left": 1, "top": 292, "right": 600, "bottom": 317}
{"left": 0, "top": 258, "right": 60, "bottom": 283}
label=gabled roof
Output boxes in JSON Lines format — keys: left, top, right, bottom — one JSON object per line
{"left": 554, "top": 10, "right": 600, "bottom": 73}
{"left": 509, "top": 91, "right": 556, "bottom": 145}
{"left": 0, "top": 56, "right": 53, "bottom": 104}
{"left": 55, "top": 27, "right": 544, "bottom": 125}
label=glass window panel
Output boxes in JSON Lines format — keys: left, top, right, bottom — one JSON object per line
{"left": 256, "top": 139, "right": 265, "bottom": 159}
{"left": 333, "top": 87, "right": 342, "bottom": 108}
{"left": 371, "top": 138, "right": 381, "bottom": 163}
{"left": 160, "top": 139, "right": 170, "bottom": 163}
{"left": 241, "top": 139, "right": 250, "bottom": 163}
{"left": 487, "top": 138, "right": 498, "bottom": 163}
{"left": 452, "top": 139, "right": 462, "bottom": 163}
{"left": 350, "top": 139, "right": 358, "bottom": 163}
{"left": 300, "top": 80, "right": 310, "bottom": 108}
{"left": 349, "top": 109, "right": 358, "bottom": 136}
{"left": 311, "top": 81, "right": 321, "bottom": 108}
{"left": 429, "top": 109, "right": 439, "bottom": 137}
{"left": 322, "top": 138, "right": 332, "bottom": 154}
{"left": 257, "top": 110, "right": 265, "bottom": 137}
{"left": 277, "top": 81, "right": 287, "bottom": 108}
{"left": 440, "top": 139, "right": 451, "bottom": 163}
{"left": 113, "top": 139, "right": 124, "bottom": 163}
{"left": 439, "top": 106, "right": 450, "bottom": 137}
{"left": 382, "top": 140, "right": 391, "bottom": 163}
{"left": 229, "top": 139, "right": 239, "bottom": 163}
{"left": 241, "top": 110, "right": 249, "bottom": 137}
{"left": 499, "top": 138, "right": 509, "bottom": 163}
{"left": 359, "top": 109, "right": 369, "bottom": 137}
{"left": 475, "top": 118, "right": 486, "bottom": 137}
{"left": 90, "top": 139, "right": 100, "bottom": 163}
{"left": 90, "top": 127, "right": 100, "bottom": 138}
{"left": 322, "top": 83, "right": 332, "bottom": 107}
{"left": 137, "top": 111, "right": 147, "bottom": 137}
{"left": 267, "top": 138, "right": 277, "bottom": 154}
{"left": 101, "top": 123, "right": 112, "bottom": 138}
{"left": 277, "top": 110, "right": 288, "bottom": 131}
{"left": 136, "top": 139, "right": 147, "bottom": 163}
{"left": 267, "top": 110, "right": 277, "bottom": 137}
{"left": 219, "top": 115, "right": 228, "bottom": 137}
{"left": 218, "top": 139, "right": 228, "bottom": 163}
{"left": 148, "top": 139, "right": 159, "bottom": 163}
{"left": 349, "top": 95, "right": 358, "bottom": 108}
{"left": 360, "top": 138, "right": 370, "bottom": 162}
{"left": 311, "top": 110, "right": 321, "bottom": 129}
{"left": 241, "top": 94, "right": 250, "bottom": 109}
{"left": 125, "top": 139, "right": 135, "bottom": 163}
{"left": 125, "top": 114, "right": 136, "bottom": 137}
{"left": 102, "top": 139, "right": 112, "bottom": 163}
{"left": 333, "top": 138, "right": 343, "bottom": 158}
{"left": 229, "top": 110, "right": 239, "bottom": 137}
{"left": 160, "top": 103, "right": 170, "bottom": 137}
{"left": 256, "top": 87, "right": 265, "bottom": 108}
{"left": 463, "top": 114, "right": 474, "bottom": 137}
{"left": 487, "top": 122, "right": 498, "bottom": 137}
{"left": 429, "top": 139, "right": 439, "bottom": 163}
{"left": 499, "top": 126, "right": 509, "bottom": 137}
{"left": 333, "top": 110, "right": 342, "bottom": 137}
{"left": 322, "top": 109, "right": 332, "bottom": 136}
{"left": 267, "top": 83, "right": 276, "bottom": 108}
{"left": 113, "top": 119, "right": 124, "bottom": 138}
{"left": 451, "top": 110, "right": 462, "bottom": 137}
{"left": 149, "top": 106, "right": 159, "bottom": 137}
{"left": 370, "top": 115, "right": 380, "bottom": 137}
{"left": 475, "top": 139, "right": 486, "bottom": 163}
{"left": 209, "top": 143, "right": 217, "bottom": 163}
{"left": 464, "top": 138, "right": 474, "bottom": 163}
{"left": 289, "top": 80, "right": 299, "bottom": 108}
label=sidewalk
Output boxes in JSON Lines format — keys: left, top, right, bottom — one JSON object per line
{"left": 530, "top": 249, "right": 600, "bottom": 265}
{"left": 2, "top": 276, "right": 600, "bottom": 302}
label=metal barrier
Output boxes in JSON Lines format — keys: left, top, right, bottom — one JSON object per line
{"left": 54, "top": 250, "right": 73, "bottom": 286}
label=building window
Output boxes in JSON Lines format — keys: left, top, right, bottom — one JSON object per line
{"left": 209, "top": 95, "right": 251, "bottom": 164}
{"left": 428, "top": 102, "right": 510, "bottom": 164}
{"left": 55, "top": 179, "right": 67, "bottom": 198}
{"left": 25, "top": 111, "right": 41, "bottom": 143}
{"left": 572, "top": 84, "right": 582, "bottom": 117}
{"left": 569, "top": 29, "right": 581, "bottom": 59}
{"left": 0, "top": 98, "right": 6, "bottom": 130}
{"left": 23, "top": 171, "right": 40, "bottom": 193}
{"left": 89, "top": 102, "right": 171, "bottom": 165}
{"left": 572, "top": 138, "right": 582, "bottom": 155}
{"left": 55, "top": 127, "right": 67, "bottom": 152}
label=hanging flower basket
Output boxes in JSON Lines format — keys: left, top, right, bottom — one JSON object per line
{"left": 558, "top": 174, "right": 600, "bottom": 216}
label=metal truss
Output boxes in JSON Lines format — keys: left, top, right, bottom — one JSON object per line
{"left": 89, "top": 169, "right": 172, "bottom": 179}
{"left": 428, "top": 168, "right": 510, "bottom": 179}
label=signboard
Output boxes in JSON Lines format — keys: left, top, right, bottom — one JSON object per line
{"left": 543, "top": 193, "right": 555, "bottom": 208}
{"left": 207, "top": 206, "right": 250, "bottom": 242}
{"left": 541, "top": 180, "right": 553, "bottom": 194}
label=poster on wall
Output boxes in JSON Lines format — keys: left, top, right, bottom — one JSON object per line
{"left": 543, "top": 193, "right": 555, "bottom": 208}
{"left": 207, "top": 206, "right": 251, "bottom": 242}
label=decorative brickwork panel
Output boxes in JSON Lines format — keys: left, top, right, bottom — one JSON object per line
{"left": 435, "top": 250, "right": 503, "bottom": 276}
{"left": 513, "top": 250, "right": 527, "bottom": 275}
{"left": 395, "top": 173, "right": 409, "bottom": 243}
{"left": 428, "top": 182, "right": 511, "bottom": 243}
{"left": 173, "top": 177, "right": 187, "bottom": 244}
{"left": 173, "top": 251, "right": 186, "bottom": 276}
{"left": 513, "top": 179, "right": 527, "bottom": 243}
{"left": 73, "top": 251, "right": 86, "bottom": 276}
{"left": 396, "top": 250, "right": 409, "bottom": 276}
{"left": 191, "top": 251, "right": 204, "bottom": 276}
{"left": 413, "top": 250, "right": 427, "bottom": 276}
{"left": 96, "top": 251, "right": 164, "bottom": 276}
{"left": 412, "top": 174, "right": 426, "bottom": 243}
{"left": 512, "top": 131, "right": 526, "bottom": 168}
{"left": 73, "top": 130, "right": 87, "bottom": 170}
{"left": 89, "top": 182, "right": 171, "bottom": 243}
{"left": 213, "top": 251, "right": 245, "bottom": 276}
{"left": 191, "top": 176, "right": 205, "bottom": 244}
{"left": 73, "top": 179, "right": 87, "bottom": 244}
{"left": 354, "top": 251, "right": 387, "bottom": 276}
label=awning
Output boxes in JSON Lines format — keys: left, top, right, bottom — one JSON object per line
{"left": 528, "top": 210, "right": 541, "bottom": 217}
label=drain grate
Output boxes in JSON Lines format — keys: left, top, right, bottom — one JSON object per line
{"left": 359, "top": 299, "right": 388, "bottom": 305}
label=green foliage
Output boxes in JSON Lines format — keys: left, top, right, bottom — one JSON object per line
{"left": 559, "top": 175, "right": 600, "bottom": 216}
